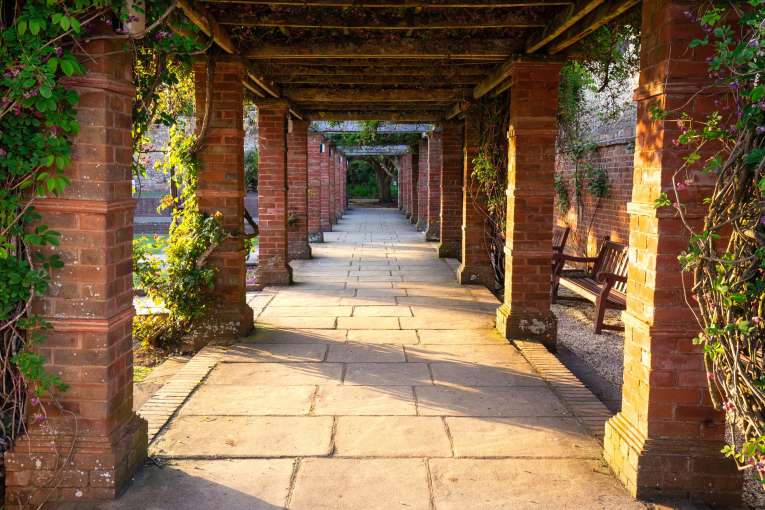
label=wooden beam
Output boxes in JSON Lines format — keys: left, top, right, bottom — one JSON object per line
{"left": 205, "top": 0, "right": 572, "bottom": 7}
{"left": 216, "top": 11, "right": 545, "bottom": 30}
{"left": 304, "top": 110, "right": 446, "bottom": 121}
{"left": 262, "top": 64, "right": 492, "bottom": 76}
{"left": 245, "top": 38, "right": 515, "bottom": 60}
{"left": 525, "top": 0, "right": 604, "bottom": 53}
{"left": 261, "top": 59, "right": 499, "bottom": 68}
{"left": 177, "top": 0, "right": 237, "bottom": 54}
{"left": 284, "top": 87, "right": 467, "bottom": 103}
{"left": 446, "top": 100, "right": 472, "bottom": 120}
{"left": 547, "top": 0, "right": 640, "bottom": 54}
{"left": 273, "top": 75, "right": 482, "bottom": 85}
{"left": 472, "top": 58, "right": 516, "bottom": 99}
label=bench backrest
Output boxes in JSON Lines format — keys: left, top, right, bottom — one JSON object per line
{"left": 593, "top": 240, "right": 629, "bottom": 294}
{"left": 552, "top": 226, "right": 570, "bottom": 254}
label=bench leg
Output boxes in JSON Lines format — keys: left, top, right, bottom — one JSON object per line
{"left": 594, "top": 296, "right": 607, "bottom": 334}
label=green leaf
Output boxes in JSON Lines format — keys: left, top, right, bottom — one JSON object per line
{"left": 39, "top": 85, "right": 52, "bottom": 99}
{"left": 746, "top": 149, "right": 765, "bottom": 167}
{"left": 47, "top": 57, "right": 58, "bottom": 73}
{"left": 60, "top": 59, "right": 75, "bottom": 77}
{"left": 29, "top": 19, "right": 41, "bottom": 35}
{"left": 17, "top": 19, "right": 27, "bottom": 35}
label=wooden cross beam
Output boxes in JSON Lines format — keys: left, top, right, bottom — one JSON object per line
{"left": 260, "top": 64, "right": 493, "bottom": 76}
{"left": 244, "top": 38, "right": 516, "bottom": 60}
{"left": 525, "top": 0, "right": 604, "bottom": 53}
{"left": 215, "top": 11, "right": 545, "bottom": 30}
{"left": 283, "top": 87, "right": 467, "bottom": 103}
{"left": 203, "top": 0, "right": 573, "bottom": 8}
{"left": 546, "top": 0, "right": 640, "bottom": 54}
{"left": 304, "top": 110, "right": 446, "bottom": 121}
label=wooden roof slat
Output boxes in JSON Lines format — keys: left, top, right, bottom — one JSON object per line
{"left": 304, "top": 110, "right": 446, "bottom": 121}
{"left": 525, "top": 0, "right": 604, "bottom": 53}
{"left": 244, "top": 38, "right": 516, "bottom": 60}
{"left": 215, "top": 11, "right": 545, "bottom": 30}
{"left": 284, "top": 87, "right": 467, "bottom": 103}
{"left": 546, "top": 0, "right": 640, "bottom": 54}
{"left": 202, "top": 0, "right": 573, "bottom": 8}
{"left": 275, "top": 75, "right": 481, "bottom": 85}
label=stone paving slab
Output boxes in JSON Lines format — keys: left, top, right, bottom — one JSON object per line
{"left": 206, "top": 362, "right": 343, "bottom": 385}
{"left": 404, "top": 344, "right": 527, "bottom": 365}
{"left": 429, "top": 458, "right": 644, "bottom": 509}
{"left": 313, "top": 385, "right": 416, "bottom": 415}
{"left": 346, "top": 329, "right": 419, "bottom": 344}
{"left": 223, "top": 343, "right": 327, "bottom": 363}
{"left": 415, "top": 385, "right": 571, "bottom": 417}
{"left": 247, "top": 327, "right": 347, "bottom": 344}
{"left": 152, "top": 416, "right": 333, "bottom": 457}
{"left": 429, "top": 362, "right": 546, "bottom": 387}
{"left": 180, "top": 385, "right": 315, "bottom": 415}
{"left": 344, "top": 362, "right": 432, "bottom": 386}
{"left": 326, "top": 343, "right": 406, "bottom": 362}
{"left": 289, "top": 458, "right": 431, "bottom": 510}
{"left": 335, "top": 416, "right": 452, "bottom": 457}
{"left": 415, "top": 328, "right": 507, "bottom": 344}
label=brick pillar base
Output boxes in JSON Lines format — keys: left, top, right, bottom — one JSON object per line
{"left": 288, "top": 119, "right": 312, "bottom": 260}
{"left": 603, "top": 0, "right": 741, "bottom": 505}
{"left": 256, "top": 101, "right": 292, "bottom": 286}
{"left": 4, "top": 36, "right": 147, "bottom": 508}
{"left": 438, "top": 121, "right": 463, "bottom": 258}
{"left": 458, "top": 108, "right": 494, "bottom": 287}
{"left": 426, "top": 128, "right": 442, "bottom": 241}
{"left": 495, "top": 60, "right": 562, "bottom": 351}
{"left": 194, "top": 57, "right": 253, "bottom": 338}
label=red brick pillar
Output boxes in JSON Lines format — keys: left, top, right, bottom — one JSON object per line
{"left": 319, "top": 138, "right": 332, "bottom": 232}
{"left": 409, "top": 151, "right": 419, "bottom": 225}
{"left": 194, "top": 58, "right": 253, "bottom": 335}
{"left": 495, "top": 61, "right": 562, "bottom": 350}
{"left": 334, "top": 152, "right": 343, "bottom": 220}
{"left": 255, "top": 101, "right": 292, "bottom": 286}
{"left": 458, "top": 107, "right": 494, "bottom": 286}
{"left": 426, "top": 128, "right": 442, "bottom": 241}
{"left": 307, "top": 133, "right": 324, "bottom": 242}
{"left": 397, "top": 156, "right": 403, "bottom": 210}
{"left": 4, "top": 37, "right": 147, "bottom": 507}
{"left": 603, "top": 1, "right": 740, "bottom": 504}
{"left": 287, "top": 119, "right": 311, "bottom": 260}
{"left": 401, "top": 155, "right": 410, "bottom": 216}
{"left": 438, "top": 120, "right": 463, "bottom": 258}
{"left": 328, "top": 145, "right": 337, "bottom": 225}
{"left": 341, "top": 156, "right": 348, "bottom": 211}
{"left": 416, "top": 138, "right": 429, "bottom": 230}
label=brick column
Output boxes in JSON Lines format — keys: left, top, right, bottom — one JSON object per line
{"left": 416, "top": 138, "right": 429, "bottom": 230}
{"left": 194, "top": 58, "right": 253, "bottom": 335}
{"left": 341, "top": 156, "right": 348, "bottom": 211}
{"left": 328, "top": 145, "right": 336, "bottom": 224}
{"left": 409, "top": 151, "right": 419, "bottom": 225}
{"left": 307, "top": 133, "right": 324, "bottom": 242}
{"left": 495, "top": 61, "right": 562, "bottom": 351}
{"left": 401, "top": 155, "right": 410, "bottom": 216}
{"left": 255, "top": 101, "right": 292, "bottom": 286}
{"left": 458, "top": 107, "right": 494, "bottom": 286}
{"left": 397, "top": 156, "right": 403, "bottom": 210}
{"left": 334, "top": 152, "right": 343, "bottom": 220}
{"left": 438, "top": 120, "right": 463, "bottom": 258}
{"left": 603, "top": 1, "right": 740, "bottom": 504}
{"left": 319, "top": 138, "right": 332, "bottom": 232}
{"left": 4, "top": 37, "right": 147, "bottom": 507}
{"left": 287, "top": 119, "right": 311, "bottom": 260}
{"left": 426, "top": 128, "right": 442, "bottom": 241}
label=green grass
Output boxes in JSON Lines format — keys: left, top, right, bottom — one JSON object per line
{"left": 133, "top": 365, "right": 153, "bottom": 383}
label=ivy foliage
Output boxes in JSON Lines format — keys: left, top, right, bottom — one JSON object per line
{"left": 652, "top": 1, "right": 765, "bottom": 481}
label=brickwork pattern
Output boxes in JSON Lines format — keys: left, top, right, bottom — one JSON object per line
{"left": 438, "top": 121, "right": 463, "bottom": 259}
{"left": 287, "top": 119, "right": 311, "bottom": 260}
{"left": 496, "top": 61, "right": 562, "bottom": 350}
{"left": 4, "top": 37, "right": 147, "bottom": 508}
{"left": 307, "top": 133, "right": 324, "bottom": 242}
{"left": 256, "top": 103, "right": 292, "bottom": 286}
{"left": 426, "top": 129, "right": 442, "bottom": 241}
{"left": 602, "top": 0, "right": 741, "bottom": 504}
{"left": 416, "top": 138, "right": 428, "bottom": 230}
{"left": 409, "top": 152, "right": 419, "bottom": 225}
{"left": 458, "top": 108, "right": 493, "bottom": 287}
{"left": 320, "top": 138, "right": 332, "bottom": 232}
{"left": 329, "top": 145, "right": 337, "bottom": 224}
{"left": 193, "top": 58, "right": 253, "bottom": 337}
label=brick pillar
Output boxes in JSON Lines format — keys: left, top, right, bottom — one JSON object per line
{"left": 328, "top": 145, "right": 336, "bottom": 224}
{"left": 397, "top": 156, "right": 403, "bottom": 210}
{"left": 4, "top": 37, "right": 147, "bottom": 508}
{"left": 334, "top": 152, "right": 343, "bottom": 221}
{"left": 287, "top": 119, "right": 311, "bottom": 260}
{"left": 416, "top": 138, "right": 429, "bottom": 230}
{"left": 458, "top": 107, "right": 494, "bottom": 286}
{"left": 401, "top": 154, "right": 410, "bottom": 216}
{"left": 307, "top": 133, "right": 324, "bottom": 242}
{"left": 409, "top": 151, "right": 419, "bottom": 225}
{"left": 603, "top": 1, "right": 741, "bottom": 505}
{"left": 426, "top": 128, "right": 442, "bottom": 241}
{"left": 194, "top": 58, "right": 253, "bottom": 336}
{"left": 341, "top": 156, "right": 348, "bottom": 211}
{"left": 255, "top": 101, "right": 292, "bottom": 286}
{"left": 319, "top": 138, "right": 332, "bottom": 232}
{"left": 438, "top": 120, "right": 463, "bottom": 258}
{"left": 495, "top": 61, "right": 562, "bottom": 351}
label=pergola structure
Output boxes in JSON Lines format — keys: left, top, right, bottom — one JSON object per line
{"left": 6, "top": 0, "right": 744, "bottom": 508}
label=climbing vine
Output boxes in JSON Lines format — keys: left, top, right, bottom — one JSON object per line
{"left": 652, "top": 1, "right": 765, "bottom": 482}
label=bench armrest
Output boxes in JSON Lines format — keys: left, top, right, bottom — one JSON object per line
{"left": 596, "top": 271, "right": 627, "bottom": 284}
{"left": 556, "top": 254, "right": 598, "bottom": 264}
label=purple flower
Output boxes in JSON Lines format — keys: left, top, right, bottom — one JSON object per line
{"left": 756, "top": 126, "right": 765, "bottom": 135}
{"left": 55, "top": 47, "right": 63, "bottom": 57}
{"left": 723, "top": 400, "right": 736, "bottom": 413}
{"left": 753, "top": 316, "right": 762, "bottom": 324}
{"left": 0, "top": 148, "right": 6, "bottom": 157}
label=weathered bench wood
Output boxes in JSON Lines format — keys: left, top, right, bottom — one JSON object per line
{"left": 552, "top": 240, "right": 628, "bottom": 334}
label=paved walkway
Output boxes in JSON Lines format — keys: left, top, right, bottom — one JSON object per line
{"left": 105, "top": 207, "right": 641, "bottom": 510}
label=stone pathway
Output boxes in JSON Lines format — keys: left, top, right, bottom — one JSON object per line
{"left": 103, "top": 207, "right": 643, "bottom": 510}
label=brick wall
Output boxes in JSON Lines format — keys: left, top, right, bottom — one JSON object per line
{"left": 553, "top": 138, "right": 635, "bottom": 258}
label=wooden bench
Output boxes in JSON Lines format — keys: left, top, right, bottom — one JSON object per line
{"left": 552, "top": 226, "right": 570, "bottom": 257}
{"left": 552, "top": 239, "right": 628, "bottom": 334}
